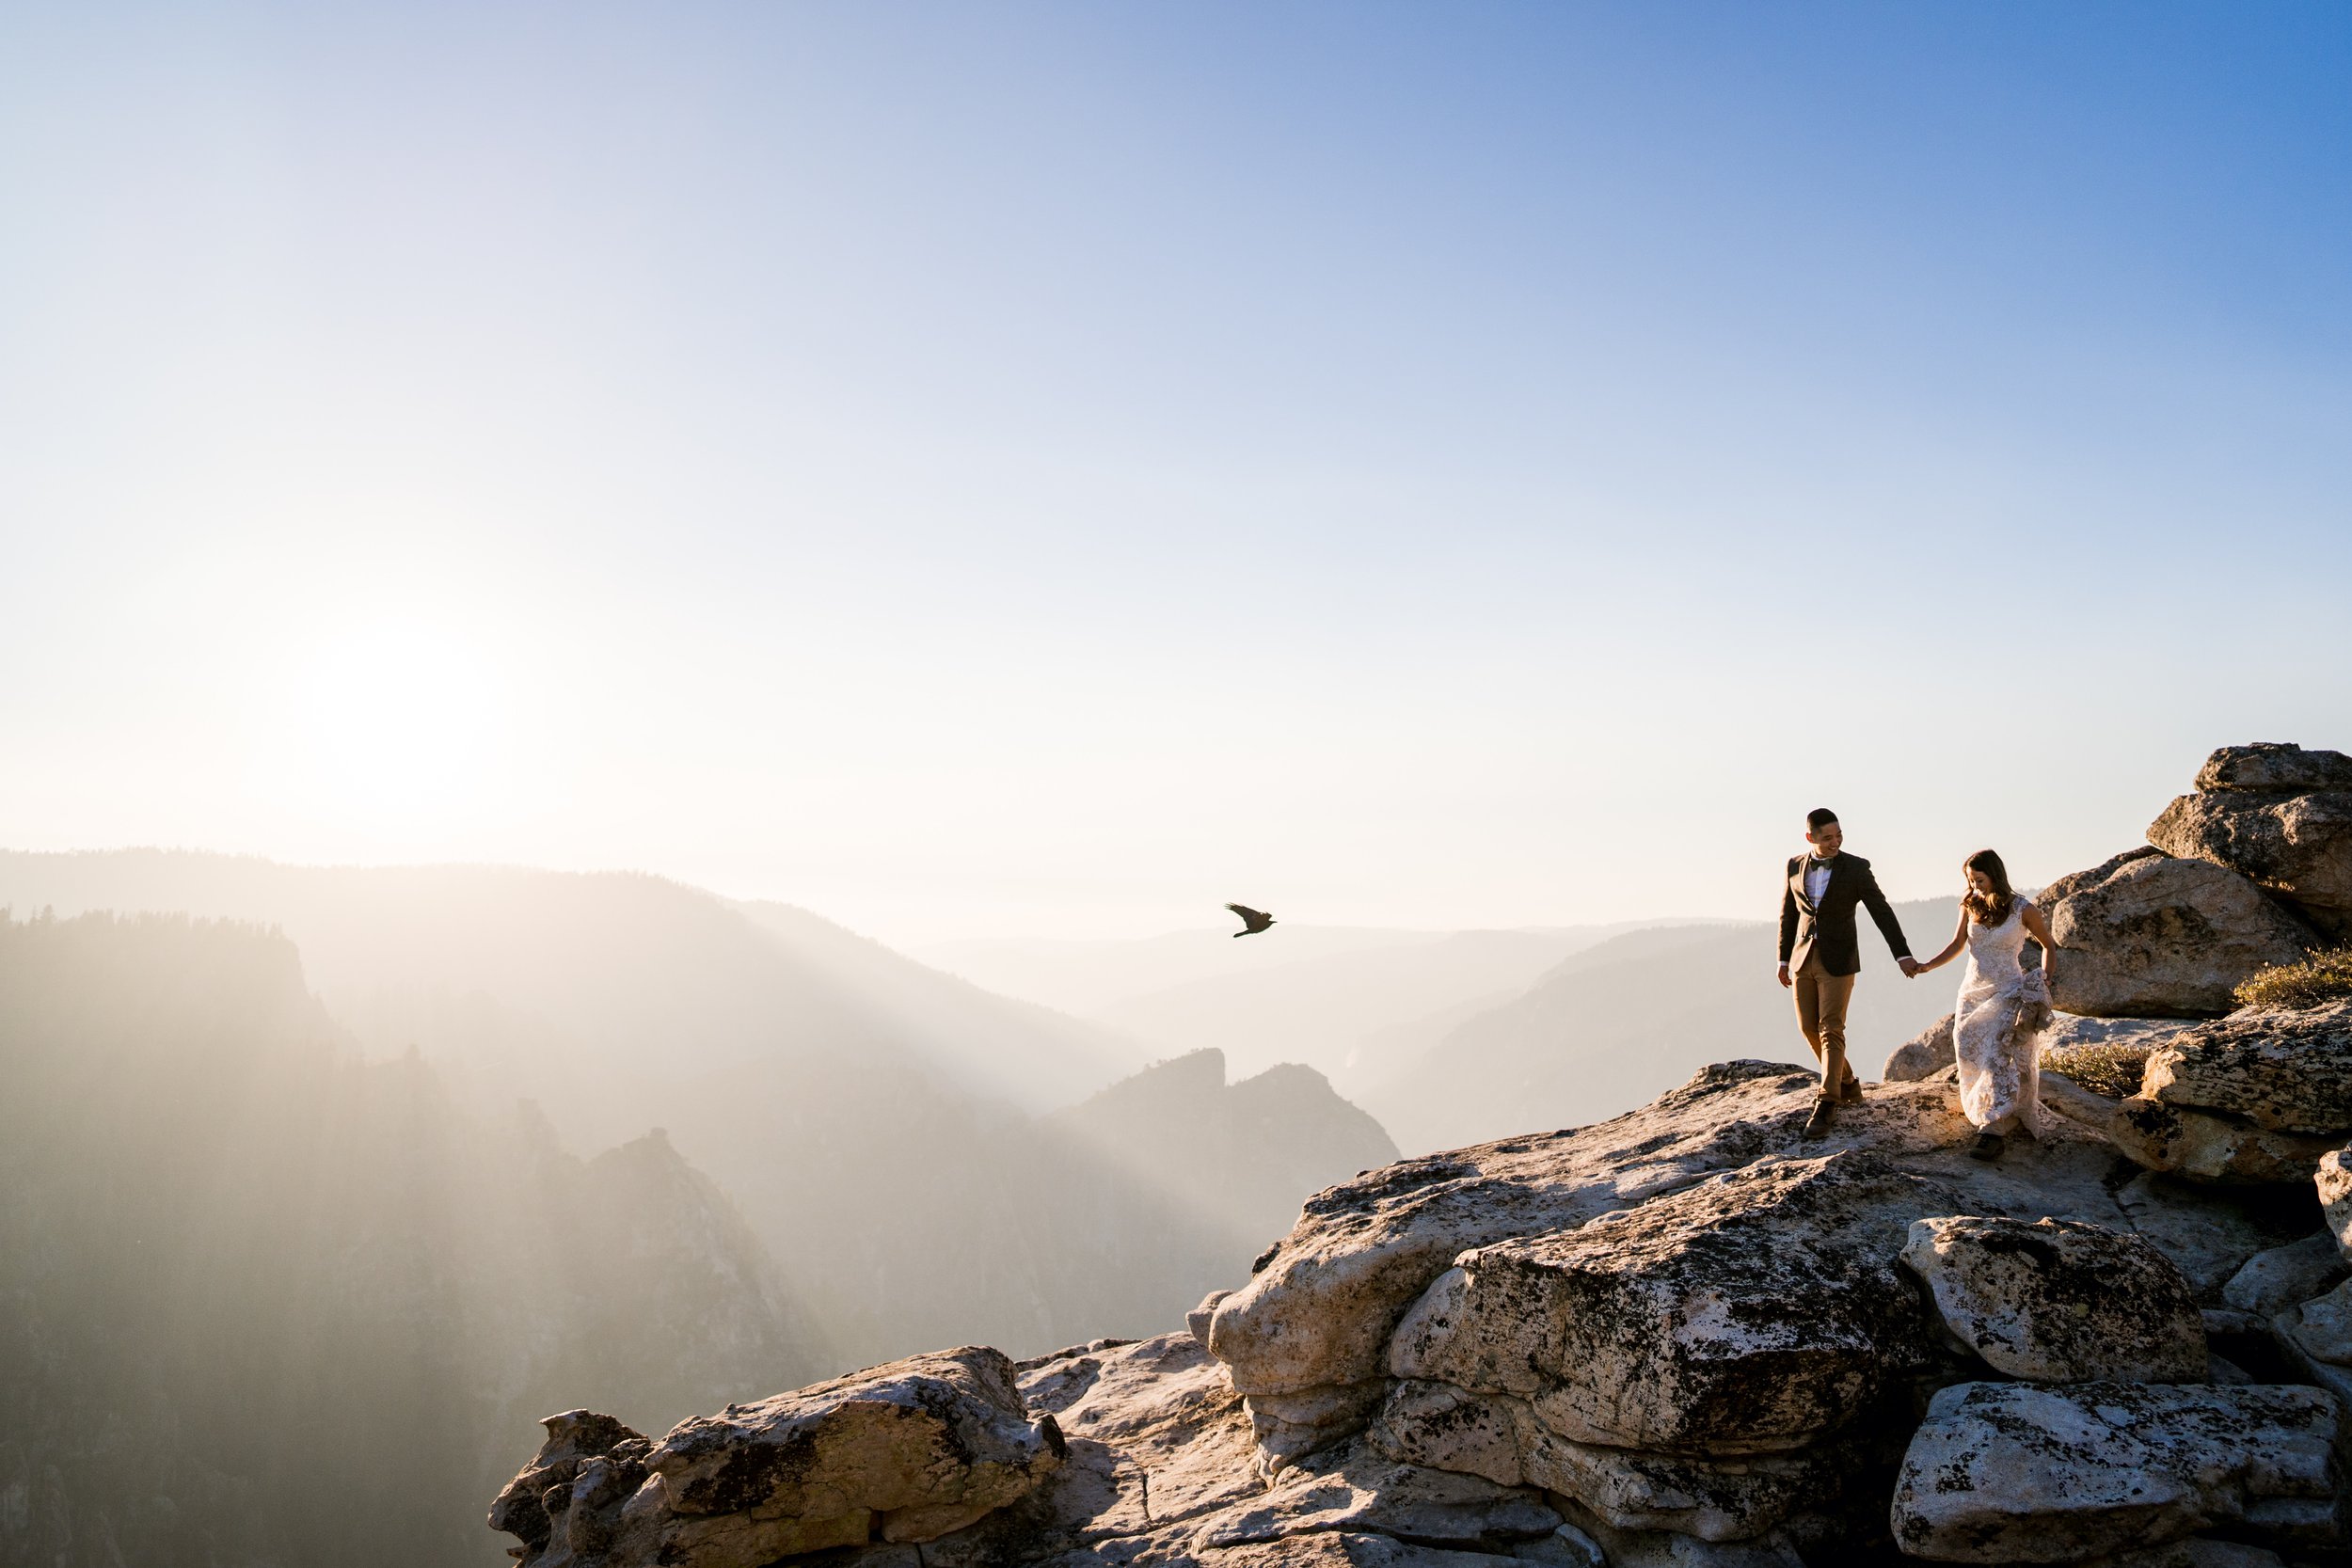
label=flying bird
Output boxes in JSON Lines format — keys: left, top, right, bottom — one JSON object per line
{"left": 1226, "top": 903, "right": 1276, "bottom": 938}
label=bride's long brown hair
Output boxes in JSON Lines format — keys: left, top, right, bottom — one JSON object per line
{"left": 1962, "top": 849, "right": 2016, "bottom": 928}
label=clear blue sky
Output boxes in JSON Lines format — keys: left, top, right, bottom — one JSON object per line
{"left": 3, "top": 3, "right": 2346, "bottom": 942}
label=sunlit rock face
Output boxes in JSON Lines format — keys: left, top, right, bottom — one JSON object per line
{"left": 2195, "top": 743, "right": 2352, "bottom": 795}
{"left": 1883, "top": 1012, "right": 1956, "bottom": 1081}
{"left": 1390, "top": 1153, "right": 1949, "bottom": 1454}
{"left": 2322, "top": 1147, "right": 2352, "bottom": 1262}
{"left": 1207, "top": 1061, "right": 2126, "bottom": 1449}
{"left": 2138, "top": 1000, "right": 2352, "bottom": 1134}
{"left": 1890, "top": 1382, "right": 2345, "bottom": 1562}
{"left": 1899, "top": 1215, "right": 2207, "bottom": 1383}
{"left": 2038, "top": 848, "right": 2315, "bottom": 1018}
{"left": 493, "top": 1059, "right": 2352, "bottom": 1565}
{"left": 492, "top": 1349, "right": 1070, "bottom": 1568}
{"left": 2153, "top": 744, "right": 2352, "bottom": 939}
{"left": 2106, "top": 1002, "right": 2352, "bottom": 1184}
{"left": 485, "top": 741, "right": 2352, "bottom": 1568}
{"left": 489, "top": 1411, "right": 658, "bottom": 1568}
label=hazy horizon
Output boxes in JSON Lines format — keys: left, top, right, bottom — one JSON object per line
{"left": 12, "top": 10, "right": 2344, "bottom": 1564}
{"left": 6, "top": 4, "right": 2347, "bottom": 949}
{"left": 0, "top": 839, "right": 1843, "bottom": 951}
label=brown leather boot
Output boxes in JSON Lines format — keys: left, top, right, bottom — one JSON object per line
{"left": 1841, "top": 1077, "right": 1864, "bottom": 1103}
{"left": 1802, "top": 1099, "right": 1836, "bottom": 1137}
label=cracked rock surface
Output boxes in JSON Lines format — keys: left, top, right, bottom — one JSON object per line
{"left": 496, "top": 1049, "right": 2352, "bottom": 1562}
{"left": 2037, "top": 850, "right": 2314, "bottom": 1019}
{"left": 1899, "top": 1215, "right": 2206, "bottom": 1383}
{"left": 2138, "top": 1002, "right": 2352, "bottom": 1136}
{"left": 1889, "top": 1381, "right": 2345, "bottom": 1562}
{"left": 495, "top": 1004, "right": 2352, "bottom": 1566}
{"left": 2151, "top": 788, "right": 2352, "bottom": 941}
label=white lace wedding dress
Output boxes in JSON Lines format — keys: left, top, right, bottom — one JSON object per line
{"left": 1953, "top": 901, "right": 2046, "bottom": 1136}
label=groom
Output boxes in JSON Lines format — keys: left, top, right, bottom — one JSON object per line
{"left": 1778, "top": 807, "right": 1916, "bottom": 1135}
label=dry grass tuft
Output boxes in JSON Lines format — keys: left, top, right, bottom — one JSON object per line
{"left": 2233, "top": 948, "right": 2352, "bottom": 1012}
{"left": 2042, "top": 1041, "right": 2153, "bottom": 1101}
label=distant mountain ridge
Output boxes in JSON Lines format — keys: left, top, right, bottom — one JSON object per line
{"left": 1359, "top": 897, "right": 1963, "bottom": 1153}
{"left": 0, "top": 848, "right": 1396, "bottom": 1370}
{"left": 924, "top": 900, "right": 1962, "bottom": 1157}
{"left": 0, "top": 849, "right": 1146, "bottom": 1136}
{"left": 922, "top": 920, "right": 1654, "bottom": 1087}
{"left": 1052, "top": 1048, "right": 1399, "bottom": 1259}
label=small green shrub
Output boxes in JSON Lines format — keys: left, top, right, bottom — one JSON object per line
{"left": 2042, "top": 1041, "right": 2152, "bottom": 1100}
{"left": 2233, "top": 948, "right": 2352, "bottom": 1012}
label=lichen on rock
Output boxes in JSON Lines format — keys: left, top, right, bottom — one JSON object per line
{"left": 1899, "top": 1214, "right": 2204, "bottom": 1382}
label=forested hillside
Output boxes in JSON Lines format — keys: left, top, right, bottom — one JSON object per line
{"left": 0, "top": 912, "right": 818, "bottom": 1568}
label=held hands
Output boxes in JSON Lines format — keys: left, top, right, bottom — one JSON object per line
{"left": 1782, "top": 958, "right": 1922, "bottom": 981}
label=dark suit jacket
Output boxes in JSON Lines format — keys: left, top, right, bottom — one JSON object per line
{"left": 1779, "top": 852, "right": 1912, "bottom": 978}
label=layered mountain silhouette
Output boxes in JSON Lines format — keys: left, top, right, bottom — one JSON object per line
{"left": 930, "top": 902, "right": 1960, "bottom": 1156}
{"left": 924, "top": 922, "right": 1645, "bottom": 1085}
{"left": 0, "top": 912, "right": 818, "bottom": 1568}
{"left": 0, "top": 852, "right": 1401, "bottom": 1567}
{"left": 0, "top": 850, "right": 1143, "bottom": 1137}
{"left": 0, "top": 851, "right": 1952, "bottom": 1566}
{"left": 1357, "top": 898, "right": 1962, "bottom": 1153}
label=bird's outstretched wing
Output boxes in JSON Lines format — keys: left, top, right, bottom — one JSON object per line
{"left": 1225, "top": 903, "right": 1275, "bottom": 935}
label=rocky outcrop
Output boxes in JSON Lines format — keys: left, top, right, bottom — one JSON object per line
{"left": 2106, "top": 1002, "right": 2352, "bottom": 1183}
{"left": 2195, "top": 742, "right": 2352, "bottom": 794}
{"left": 495, "top": 729, "right": 2352, "bottom": 1568}
{"left": 2138, "top": 999, "right": 2352, "bottom": 1132}
{"left": 1883, "top": 1015, "right": 1954, "bottom": 1082}
{"left": 1899, "top": 1216, "right": 2205, "bottom": 1382}
{"left": 493, "top": 1057, "right": 2352, "bottom": 1567}
{"left": 1188, "top": 1290, "right": 1230, "bottom": 1347}
{"left": 2275, "top": 1276, "right": 2352, "bottom": 1366}
{"left": 1388, "top": 1153, "right": 1945, "bottom": 1455}
{"left": 2151, "top": 745, "right": 2352, "bottom": 938}
{"left": 2222, "top": 1231, "right": 2350, "bottom": 1315}
{"left": 2038, "top": 849, "right": 2314, "bottom": 1018}
{"left": 1889, "top": 1381, "right": 2345, "bottom": 1561}
{"left": 1884, "top": 1012, "right": 2189, "bottom": 1086}
{"left": 2323, "top": 1146, "right": 2352, "bottom": 1261}
{"left": 657, "top": 1348, "right": 1063, "bottom": 1542}
{"left": 491, "top": 1348, "right": 1068, "bottom": 1567}
{"left": 2111, "top": 1171, "right": 2317, "bottom": 1296}
{"left": 498, "top": 1331, "right": 1616, "bottom": 1568}
{"left": 1206, "top": 1062, "right": 2125, "bottom": 1421}
{"left": 1192, "top": 1061, "right": 2315, "bottom": 1552}
{"left": 2044, "top": 1013, "right": 2197, "bottom": 1053}
{"left": 490, "top": 1410, "right": 657, "bottom": 1568}
{"left": 2107, "top": 1099, "right": 2348, "bottom": 1185}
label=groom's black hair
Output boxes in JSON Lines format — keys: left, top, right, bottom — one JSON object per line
{"left": 1806, "top": 808, "right": 1838, "bottom": 831}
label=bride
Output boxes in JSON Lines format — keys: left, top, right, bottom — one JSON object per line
{"left": 1911, "top": 849, "right": 2058, "bottom": 1160}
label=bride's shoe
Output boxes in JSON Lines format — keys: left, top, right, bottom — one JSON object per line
{"left": 1969, "top": 1132, "right": 2006, "bottom": 1161}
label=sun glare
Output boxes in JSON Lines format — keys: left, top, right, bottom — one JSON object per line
{"left": 296, "top": 620, "right": 504, "bottom": 831}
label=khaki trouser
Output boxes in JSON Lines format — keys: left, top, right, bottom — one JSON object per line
{"left": 1794, "top": 951, "right": 1859, "bottom": 1102}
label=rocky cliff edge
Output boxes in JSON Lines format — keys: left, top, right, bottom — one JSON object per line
{"left": 492, "top": 744, "right": 2352, "bottom": 1568}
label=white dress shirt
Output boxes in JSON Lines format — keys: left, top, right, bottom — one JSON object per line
{"left": 1804, "top": 857, "right": 1834, "bottom": 905}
